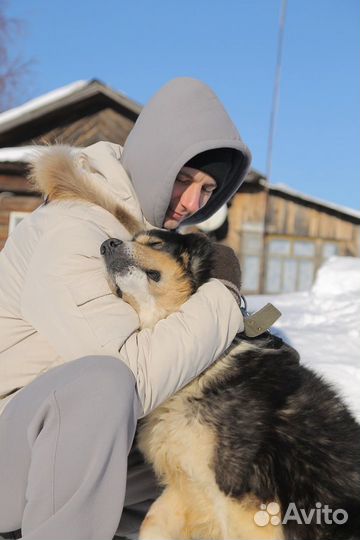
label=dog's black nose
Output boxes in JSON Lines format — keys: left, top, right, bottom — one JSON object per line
{"left": 100, "top": 238, "right": 123, "bottom": 255}
{"left": 109, "top": 238, "right": 123, "bottom": 249}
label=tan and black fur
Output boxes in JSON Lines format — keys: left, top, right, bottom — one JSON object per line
{"left": 101, "top": 230, "right": 360, "bottom": 540}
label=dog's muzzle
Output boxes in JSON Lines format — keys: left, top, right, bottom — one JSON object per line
{"left": 100, "top": 238, "right": 133, "bottom": 276}
{"left": 100, "top": 238, "right": 123, "bottom": 257}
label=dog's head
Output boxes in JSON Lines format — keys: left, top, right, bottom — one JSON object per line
{"left": 100, "top": 230, "right": 214, "bottom": 328}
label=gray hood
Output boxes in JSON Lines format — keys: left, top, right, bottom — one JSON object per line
{"left": 121, "top": 77, "right": 252, "bottom": 228}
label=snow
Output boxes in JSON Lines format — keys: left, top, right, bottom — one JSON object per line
{"left": 0, "top": 146, "right": 40, "bottom": 162}
{"left": 0, "top": 80, "right": 88, "bottom": 127}
{"left": 247, "top": 256, "right": 360, "bottom": 421}
{"left": 312, "top": 256, "right": 360, "bottom": 297}
{"left": 271, "top": 182, "right": 360, "bottom": 219}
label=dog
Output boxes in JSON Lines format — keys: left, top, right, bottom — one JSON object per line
{"left": 101, "top": 230, "right": 360, "bottom": 540}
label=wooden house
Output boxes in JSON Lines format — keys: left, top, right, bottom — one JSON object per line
{"left": 224, "top": 172, "right": 360, "bottom": 294}
{"left": 0, "top": 79, "right": 140, "bottom": 247}
{"left": 1, "top": 80, "right": 359, "bottom": 294}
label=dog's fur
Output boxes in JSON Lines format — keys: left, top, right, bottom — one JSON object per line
{"left": 101, "top": 229, "right": 360, "bottom": 540}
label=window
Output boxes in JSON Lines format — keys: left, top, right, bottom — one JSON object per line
{"left": 268, "top": 239, "right": 291, "bottom": 255}
{"left": 283, "top": 259, "right": 297, "bottom": 292}
{"left": 298, "top": 260, "right": 314, "bottom": 290}
{"left": 265, "top": 237, "right": 316, "bottom": 293}
{"left": 322, "top": 242, "right": 338, "bottom": 259}
{"left": 243, "top": 255, "right": 261, "bottom": 292}
{"left": 265, "top": 258, "right": 282, "bottom": 293}
{"left": 294, "top": 241, "right": 315, "bottom": 257}
{"left": 241, "top": 231, "right": 263, "bottom": 293}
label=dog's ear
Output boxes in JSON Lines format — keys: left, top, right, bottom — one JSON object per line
{"left": 182, "top": 233, "right": 214, "bottom": 289}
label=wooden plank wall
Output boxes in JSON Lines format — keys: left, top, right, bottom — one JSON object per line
{"left": 0, "top": 173, "right": 29, "bottom": 193}
{"left": 225, "top": 189, "right": 267, "bottom": 253}
{"left": 24, "top": 108, "right": 135, "bottom": 148}
{"left": 266, "top": 194, "right": 360, "bottom": 256}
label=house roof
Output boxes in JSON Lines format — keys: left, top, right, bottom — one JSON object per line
{"left": 0, "top": 81, "right": 358, "bottom": 223}
{"left": 0, "top": 146, "right": 38, "bottom": 162}
{"left": 0, "top": 79, "right": 142, "bottom": 146}
{"left": 240, "top": 172, "right": 360, "bottom": 220}
{"left": 269, "top": 182, "right": 360, "bottom": 220}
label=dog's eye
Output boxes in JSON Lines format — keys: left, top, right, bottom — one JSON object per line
{"left": 149, "top": 242, "right": 164, "bottom": 250}
{"left": 115, "top": 286, "right": 122, "bottom": 298}
{"left": 146, "top": 270, "right": 161, "bottom": 282}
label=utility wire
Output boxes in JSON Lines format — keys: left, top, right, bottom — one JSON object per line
{"left": 266, "top": 0, "right": 288, "bottom": 184}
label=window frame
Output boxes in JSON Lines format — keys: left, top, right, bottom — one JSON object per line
{"left": 264, "top": 236, "right": 341, "bottom": 293}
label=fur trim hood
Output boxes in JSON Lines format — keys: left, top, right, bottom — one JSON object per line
{"left": 29, "top": 142, "right": 144, "bottom": 235}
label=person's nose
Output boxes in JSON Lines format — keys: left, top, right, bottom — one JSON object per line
{"left": 179, "top": 184, "right": 201, "bottom": 214}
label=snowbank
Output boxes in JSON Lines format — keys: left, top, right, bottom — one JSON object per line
{"left": 248, "top": 256, "right": 360, "bottom": 421}
{"left": 312, "top": 256, "right": 360, "bottom": 297}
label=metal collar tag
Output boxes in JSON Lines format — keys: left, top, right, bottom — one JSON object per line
{"left": 242, "top": 303, "right": 282, "bottom": 338}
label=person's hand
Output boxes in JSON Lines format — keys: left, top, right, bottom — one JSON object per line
{"left": 211, "top": 244, "right": 242, "bottom": 306}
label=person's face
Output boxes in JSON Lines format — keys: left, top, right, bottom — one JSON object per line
{"left": 163, "top": 166, "right": 217, "bottom": 229}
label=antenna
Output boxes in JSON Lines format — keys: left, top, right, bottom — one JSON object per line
{"left": 266, "top": 0, "right": 288, "bottom": 184}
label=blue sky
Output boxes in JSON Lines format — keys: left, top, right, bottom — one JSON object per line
{"left": 6, "top": 0, "right": 360, "bottom": 210}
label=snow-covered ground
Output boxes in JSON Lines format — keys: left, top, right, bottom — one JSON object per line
{"left": 247, "top": 256, "right": 360, "bottom": 421}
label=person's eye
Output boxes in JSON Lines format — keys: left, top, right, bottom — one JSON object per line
{"left": 146, "top": 270, "right": 161, "bottom": 282}
{"left": 203, "top": 185, "right": 216, "bottom": 193}
{"left": 176, "top": 177, "right": 191, "bottom": 185}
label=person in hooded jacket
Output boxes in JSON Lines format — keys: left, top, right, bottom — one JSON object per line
{"left": 0, "top": 78, "right": 251, "bottom": 540}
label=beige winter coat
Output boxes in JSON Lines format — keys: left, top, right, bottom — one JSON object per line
{"left": 0, "top": 142, "right": 243, "bottom": 417}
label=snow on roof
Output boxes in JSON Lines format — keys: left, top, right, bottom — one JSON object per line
{"left": 270, "top": 182, "right": 360, "bottom": 220}
{"left": 0, "top": 81, "right": 89, "bottom": 129}
{"left": 0, "top": 146, "right": 40, "bottom": 162}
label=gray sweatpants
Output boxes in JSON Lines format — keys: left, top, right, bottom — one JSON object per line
{"left": 0, "top": 356, "right": 160, "bottom": 540}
